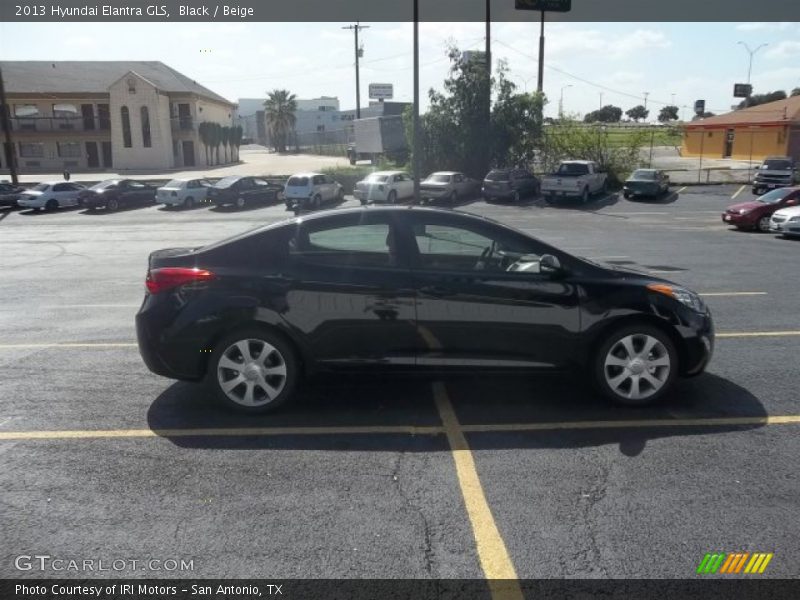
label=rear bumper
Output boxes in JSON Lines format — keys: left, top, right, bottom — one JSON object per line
{"left": 136, "top": 300, "right": 204, "bottom": 381}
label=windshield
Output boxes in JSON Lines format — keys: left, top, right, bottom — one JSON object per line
{"left": 365, "top": 174, "right": 389, "bottom": 183}
{"left": 557, "top": 163, "right": 590, "bottom": 176}
{"left": 761, "top": 160, "right": 792, "bottom": 170}
{"left": 90, "top": 180, "right": 118, "bottom": 191}
{"left": 426, "top": 174, "right": 451, "bottom": 183}
{"left": 287, "top": 176, "right": 309, "bottom": 186}
{"left": 164, "top": 179, "right": 185, "bottom": 188}
{"left": 631, "top": 170, "right": 657, "bottom": 180}
{"left": 486, "top": 171, "right": 510, "bottom": 181}
{"left": 31, "top": 183, "right": 49, "bottom": 192}
{"left": 757, "top": 189, "right": 792, "bottom": 204}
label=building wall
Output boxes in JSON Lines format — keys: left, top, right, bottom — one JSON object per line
{"left": 682, "top": 125, "right": 790, "bottom": 160}
{"left": 4, "top": 95, "right": 111, "bottom": 172}
{"left": 109, "top": 74, "right": 174, "bottom": 170}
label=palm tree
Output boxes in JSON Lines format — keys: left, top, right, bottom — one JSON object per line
{"left": 211, "top": 123, "right": 222, "bottom": 165}
{"left": 221, "top": 126, "right": 230, "bottom": 163}
{"left": 263, "top": 89, "right": 297, "bottom": 153}
{"left": 231, "top": 125, "right": 243, "bottom": 161}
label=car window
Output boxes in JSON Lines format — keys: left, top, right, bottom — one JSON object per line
{"left": 52, "top": 183, "right": 69, "bottom": 192}
{"left": 287, "top": 176, "right": 309, "bottom": 187}
{"left": 411, "top": 220, "right": 543, "bottom": 273}
{"left": 454, "top": 174, "right": 464, "bottom": 183}
{"left": 291, "top": 221, "right": 395, "bottom": 268}
{"left": 253, "top": 179, "right": 268, "bottom": 186}
{"left": 312, "top": 175, "right": 325, "bottom": 185}
{"left": 129, "top": 181, "right": 145, "bottom": 189}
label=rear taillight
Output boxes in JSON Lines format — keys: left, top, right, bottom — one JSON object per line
{"left": 145, "top": 267, "right": 215, "bottom": 294}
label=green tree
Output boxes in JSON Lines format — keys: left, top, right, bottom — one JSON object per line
{"left": 490, "top": 62, "right": 545, "bottom": 167}
{"left": 737, "top": 90, "right": 787, "bottom": 108}
{"left": 626, "top": 105, "right": 649, "bottom": 122}
{"left": 658, "top": 105, "right": 680, "bottom": 122}
{"left": 791, "top": 88, "right": 800, "bottom": 97}
{"left": 210, "top": 123, "right": 222, "bottom": 165}
{"left": 584, "top": 105, "right": 623, "bottom": 123}
{"left": 221, "top": 126, "right": 231, "bottom": 163}
{"left": 264, "top": 89, "right": 297, "bottom": 153}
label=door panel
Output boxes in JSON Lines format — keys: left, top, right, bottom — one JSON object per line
{"left": 101, "top": 142, "right": 112, "bottom": 168}
{"left": 85, "top": 142, "right": 99, "bottom": 168}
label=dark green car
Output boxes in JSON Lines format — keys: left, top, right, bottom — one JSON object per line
{"left": 623, "top": 169, "right": 670, "bottom": 199}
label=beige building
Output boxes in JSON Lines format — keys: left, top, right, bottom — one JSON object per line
{"left": 0, "top": 61, "right": 236, "bottom": 172}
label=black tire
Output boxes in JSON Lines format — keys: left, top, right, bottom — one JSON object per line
{"left": 581, "top": 187, "right": 590, "bottom": 204}
{"left": 106, "top": 196, "right": 119, "bottom": 212}
{"left": 206, "top": 326, "right": 299, "bottom": 414}
{"left": 757, "top": 215, "right": 771, "bottom": 232}
{"left": 623, "top": 192, "right": 631, "bottom": 199}
{"left": 449, "top": 190, "right": 458, "bottom": 205}
{"left": 45, "top": 199, "right": 58, "bottom": 211}
{"left": 183, "top": 196, "right": 194, "bottom": 210}
{"left": 387, "top": 190, "right": 397, "bottom": 204}
{"left": 592, "top": 324, "right": 678, "bottom": 407}
{"left": 336, "top": 188, "right": 345, "bottom": 202}
{"left": 235, "top": 196, "right": 246, "bottom": 209}
{"left": 313, "top": 194, "right": 322, "bottom": 209}
{"left": 512, "top": 190, "right": 520, "bottom": 203}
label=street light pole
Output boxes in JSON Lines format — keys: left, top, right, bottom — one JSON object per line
{"left": 737, "top": 41, "right": 768, "bottom": 107}
{"left": 412, "top": 1, "right": 421, "bottom": 202}
{"left": 537, "top": 11, "right": 545, "bottom": 93}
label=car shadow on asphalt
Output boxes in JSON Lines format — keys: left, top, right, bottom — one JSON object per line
{"left": 78, "top": 204, "right": 156, "bottom": 215}
{"left": 147, "top": 372, "right": 767, "bottom": 456}
{"left": 625, "top": 191, "right": 680, "bottom": 205}
{"left": 544, "top": 192, "right": 621, "bottom": 212}
{"left": 17, "top": 205, "right": 84, "bottom": 216}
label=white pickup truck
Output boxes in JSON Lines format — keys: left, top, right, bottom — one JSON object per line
{"left": 541, "top": 160, "right": 608, "bottom": 204}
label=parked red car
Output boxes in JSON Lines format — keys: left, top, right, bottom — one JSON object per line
{"left": 722, "top": 187, "right": 800, "bottom": 231}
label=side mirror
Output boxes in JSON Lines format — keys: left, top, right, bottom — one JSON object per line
{"left": 539, "top": 254, "right": 563, "bottom": 276}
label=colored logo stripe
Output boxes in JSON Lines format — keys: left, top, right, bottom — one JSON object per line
{"left": 698, "top": 552, "right": 773, "bottom": 574}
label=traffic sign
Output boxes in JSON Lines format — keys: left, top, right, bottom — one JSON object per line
{"left": 368, "top": 83, "right": 393, "bottom": 100}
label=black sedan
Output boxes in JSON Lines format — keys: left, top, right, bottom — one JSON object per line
{"left": 136, "top": 207, "right": 714, "bottom": 413}
{"left": 0, "top": 182, "right": 25, "bottom": 208}
{"left": 207, "top": 176, "right": 284, "bottom": 209}
{"left": 79, "top": 179, "right": 157, "bottom": 211}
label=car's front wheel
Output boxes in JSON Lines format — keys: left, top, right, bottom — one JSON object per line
{"left": 207, "top": 328, "right": 299, "bottom": 413}
{"left": 106, "top": 196, "right": 119, "bottom": 211}
{"left": 45, "top": 199, "right": 59, "bottom": 211}
{"left": 593, "top": 325, "right": 678, "bottom": 406}
{"left": 183, "top": 196, "right": 194, "bottom": 209}
{"left": 757, "top": 215, "right": 771, "bottom": 232}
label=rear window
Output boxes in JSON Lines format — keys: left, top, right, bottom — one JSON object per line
{"left": 164, "top": 179, "right": 185, "bottom": 188}
{"left": 427, "top": 174, "right": 451, "bottom": 183}
{"left": 215, "top": 176, "right": 241, "bottom": 188}
{"left": 287, "top": 176, "right": 309, "bottom": 187}
{"left": 31, "top": 183, "right": 50, "bottom": 192}
{"left": 631, "top": 170, "right": 657, "bottom": 180}
{"left": 365, "top": 174, "right": 389, "bottom": 183}
{"left": 557, "top": 163, "right": 590, "bottom": 176}
{"left": 90, "top": 180, "right": 119, "bottom": 191}
{"left": 486, "top": 171, "right": 510, "bottom": 181}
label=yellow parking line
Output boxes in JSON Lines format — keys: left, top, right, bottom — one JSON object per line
{"left": 0, "top": 425, "right": 444, "bottom": 441}
{"left": 717, "top": 331, "right": 800, "bottom": 338}
{"left": 433, "top": 383, "right": 523, "bottom": 600}
{"left": 462, "top": 415, "right": 800, "bottom": 433}
{"left": 732, "top": 185, "right": 746, "bottom": 200}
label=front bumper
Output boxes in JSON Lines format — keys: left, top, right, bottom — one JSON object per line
{"left": 721, "top": 212, "right": 757, "bottom": 226}
{"left": 770, "top": 219, "right": 800, "bottom": 235}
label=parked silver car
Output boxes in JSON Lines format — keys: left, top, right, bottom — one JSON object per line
{"left": 419, "top": 171, "right": 480, "bottom": 205}
{"left": 156, "top": 178, "right": 213, "bottom": 209}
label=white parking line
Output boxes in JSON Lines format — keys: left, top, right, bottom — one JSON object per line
{"left": 732, "top": 185, "right": 746, "bottom": 200}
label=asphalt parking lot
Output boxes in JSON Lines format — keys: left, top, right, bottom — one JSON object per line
{"left": 1, "top": 183, "right": 799, "bottom": 585}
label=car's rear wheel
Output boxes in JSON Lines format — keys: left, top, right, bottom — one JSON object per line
{"left": 45, "top": 199, "right": 58, "bottom": 211}
{"left": 184, "top": 196, "right": 194, "bottom": 209}
{"left": 387, "top": 190, "right": 397, "bottom": 204}
{"left": 106, "top": 197, "right": 119, "bottom": 211}
{"left": 450, "top": 190, "right": 458, "bottom": 205}
{"left": 757, "top": 215, "right": 771, "bottom": 232}
{"left": 593, "top": 325, "right": 678, "bottom": 406}
{"left": 208, "top": 328, "right": 299, "bottom": 413}
{"left": 235, "top": 197, "right": 246, "bottom": 209}
{"left": 313, "top": 194, "right": 322, "bottom": 209}
{"left": 581, "top": 187, "right": 590, "bottom": 204}
{"left": 337, "top": 188, "right": 345, "bottom": 202}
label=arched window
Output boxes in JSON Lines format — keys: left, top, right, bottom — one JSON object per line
{"left": 141, "top": 106, "right": 151, "bottom": 147}
{"left": 121, "top": 106, "right": 132, "bottom": 148}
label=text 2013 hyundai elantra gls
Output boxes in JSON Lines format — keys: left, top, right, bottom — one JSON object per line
{"left": 136, "top": 207, "right": 714, "bottom": 413}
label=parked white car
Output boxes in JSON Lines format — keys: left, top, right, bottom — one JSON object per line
{"left": 284, "top": 172, "right": 344, "bottom": 210}
{"left": 17, "top": 181, "right": 86, "bottom": 211}
{"left": 354, "top": 171, "right": 414, "bottom": 204}
{"left": 156, "top": 178, "right": 213, "bottom": 209}
{"left": 770, "top": 205, "right": 800, "bottom": 237}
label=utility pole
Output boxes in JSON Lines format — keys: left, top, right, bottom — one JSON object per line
{"left": 0, "top": 66, "right": 19, "bottom": 185}
{"left": 485, "top": 0, "right": 491, "bottom": 174}
{"left": 559, "top": 85, "right": 572, "bottom": 119}
{"left": 342, "top": 22, "right": 370, "bottom": 119}
{"left": 643, "top": 91, "right": 649, "bottom": 112}
{"left": 537, "top": 11, "right": 545, "bottom": 93}
{"left": 412, "top": 2, "right": 421, "bottom": 202}
{"left": 599, "top": 92, "right": 603, "bottom": 109}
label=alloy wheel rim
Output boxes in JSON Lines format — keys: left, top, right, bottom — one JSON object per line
{"left": 759, "top": 216, "right": 770, "bottom": 231}
{"left": 217, "top": 338, "right": 288, "bottom": 407}
{"left": 604, "top": 334, "right": 670, "bottom": 401}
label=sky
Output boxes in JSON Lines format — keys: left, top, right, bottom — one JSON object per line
{"left": 1, "top": 21, "right": 799, "bottom": 120}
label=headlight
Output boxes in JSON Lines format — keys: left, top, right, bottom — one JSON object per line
{"left": 739, "top": 209, "right": 750, "bottom": 215}
{"left": 790, "top": 216, "right": 800, "bottom": 222}
{"left": 647, "top": 283, "right": 706, "bottom": 313}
